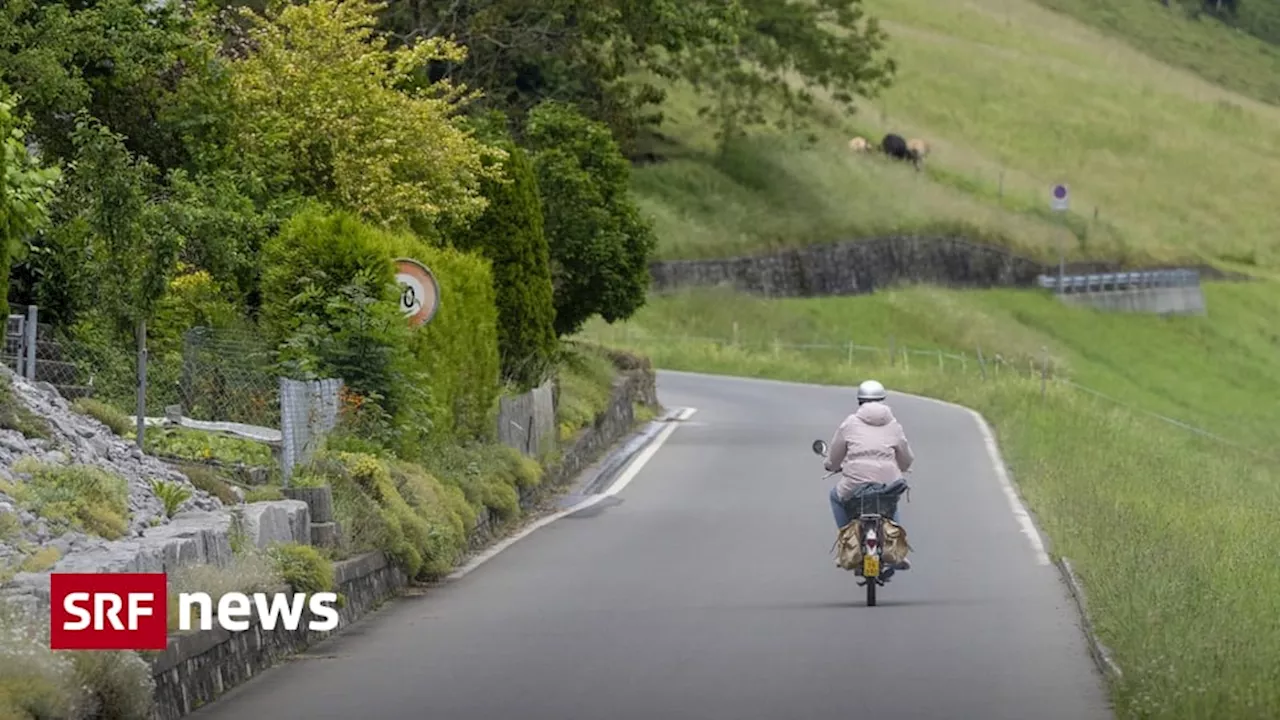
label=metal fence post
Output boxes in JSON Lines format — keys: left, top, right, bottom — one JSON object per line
{"left": 1040, "top": 347, "right": 1049, "bottom": 399}
{"left": 135, "top": 319, "right": 147, "bottom": 450}
{"left": 976, "top": 345, "right": 987, "bottom": 381}
{"left": 280, "top": 376, "right": 294, "bottom": 486}
{"left": 889, "top": 335, "right": 896, "bottom": 366}
{"left": 23, "top": 306, "right": 37, "bottom": 381}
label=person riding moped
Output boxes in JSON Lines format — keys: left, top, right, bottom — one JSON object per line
{"left": 823, "top": 379, "right": 914, "bottom": 570}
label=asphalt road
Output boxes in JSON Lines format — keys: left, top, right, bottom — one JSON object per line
{"left": 194, "top": 370, "right": 1114, "bottom": 720}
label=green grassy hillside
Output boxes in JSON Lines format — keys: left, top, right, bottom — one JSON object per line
{"left": 634, "top": 0, "right": 1280, "bottom": 271}
{"left": 1034, "top": 0, "right": 1280, "bottom": 104}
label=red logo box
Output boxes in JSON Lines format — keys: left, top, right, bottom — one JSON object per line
{"left": 49, "top": 573, "right": 169, "bottom": 651}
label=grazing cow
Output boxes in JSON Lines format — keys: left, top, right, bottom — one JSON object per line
{"left": 848, "top": 136, "right": 871, "bottom": 152}
{"left": 881, "top": 133, "right": 911, "bottom": 162}
{"left": 906, "top": 138, "right": 929, "bottom": 168}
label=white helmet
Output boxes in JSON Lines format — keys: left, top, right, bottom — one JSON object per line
{"left": 857, "top": 379, "right": 887, "bottom": 403}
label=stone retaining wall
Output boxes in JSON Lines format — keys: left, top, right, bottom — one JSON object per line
{"left": 648, "top": 237, "right": 1246, "bottom": 297}
{"left": 149, "top": 551, "right": 407, "bottom": 720}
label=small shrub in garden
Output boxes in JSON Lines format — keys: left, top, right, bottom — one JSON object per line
{"left": 0, "top": 375, "right": 52, "bottom": 440}
{"left": 4, "top": 459, "right": 129, "bottom": 539}
{"left": 243, "top": 485, "right": 284, "bottom": 503}
{"left": 68, "top": 650, "right": 155, "bottom": 720}
{"left": 268, "top": 543, "right": 335, "bottom": 594}
{"left": 18, "top": 546, "right": 60, "bottom": 573}
{"left": 71, "top": 397, "right": 134, "bottom": 437}
{"left": 150, "top": 478, "right": 192, "bottom": 518}
{"left": 180, "top": 464, "right": 239, "bottom": 505}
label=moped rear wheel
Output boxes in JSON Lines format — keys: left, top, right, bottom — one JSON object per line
{"left": 866, "top": 576, "right": 877, "bottom": 606}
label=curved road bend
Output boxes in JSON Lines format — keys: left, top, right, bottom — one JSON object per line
{"left": 194, "top": 370, "right": 1113, "bottom": 720}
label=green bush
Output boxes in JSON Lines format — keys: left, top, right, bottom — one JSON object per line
{"left": 262, "top": 206, "right": 500, "bottom": 447}
{"left": 267, "top": 543, "right": 335, "bottom": 594}
{"left": 454, "top": 139, "right": 559, "bottom": 391}
{"left": 18, "top": 546, "right": 60, "bottom": 573}
{"left": 179, "top": 464, "right": 239, "bottom": 505}
{"left": 150, "top": 478, "right": 192, "bottom": 518}
{"left": 263, "top": 206, "right": 420, "bottom": 420}
{"left": 68, "top": 650, "right": 155, "bottom": 720}
{"left": 308, "top": 446, "right": 532, "bottom": 581}
{"left": 71, "top": 397, "right": 134, "bottom": 437}
{"left": 148, "top": 427, "right": 275, "bottom": 466}
{"left": 3, "top": 459, "right": 130, "bottom": 539}
{"left": 524, "top": 101, "right": 657, "bottom": 337}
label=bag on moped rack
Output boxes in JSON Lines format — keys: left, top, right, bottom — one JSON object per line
{"left": 880, "top": 519, "right": 912, "bottom": 565}
{"left": 832, "top": 520, "right": 864, "bottom": 570}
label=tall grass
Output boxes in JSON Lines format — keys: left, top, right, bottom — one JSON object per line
{"left": 583, "top": 286, "right": 1280, "bottom": 718}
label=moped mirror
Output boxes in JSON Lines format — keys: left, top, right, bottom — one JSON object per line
{"left": 811, "top": 439, "right": 828, "bottom": 456}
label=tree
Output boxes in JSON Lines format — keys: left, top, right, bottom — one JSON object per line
{"left": 0, "top": 90, "right": 60, "bottom": 319}
{"left": 376, "top": 0, "right": 894, "bottom": 154}
{"left": 0, "top": 0, "right": 217, "bottom": 173}
{"left": 377, "top": 0, "right": 741, "bottom": 152}
{"left": 224, "top": 0, "right": 504, "bottom": 238}
{"left": 454, "top": 136, "right": 558, "bottom": 390}
{"left": 57, "top": 117, "right": 180, "bottom": 338}
{"left": 681, "top": 0, "right": 897, "bottom": 147}
{"left": 523, "top": 101, "right": 655, "bottom": 337}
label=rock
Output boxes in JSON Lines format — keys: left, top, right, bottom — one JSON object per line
{"left": 240, "top": 500, "right": 310, "bottom": 550}
{"left": 51, "top": 536, "right": 73, "bottom": 557}
{"left": 0, "top": 434, "right": 26, "bottom": 453}
{"left": 0, "top": 368, "right": 242, "bottom": 595}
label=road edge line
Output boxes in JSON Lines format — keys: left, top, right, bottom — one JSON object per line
{"left": 444, "top": 406, "right": 696, "bottom": 581}
{"left": 961, "top": 407, "right": 1052, "bottom": 566}
{"left": 1058, "top": 557, "right": 1124, "bottom": 681}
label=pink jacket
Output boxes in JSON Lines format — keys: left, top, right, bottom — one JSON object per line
{"left": 824, "top": 402, "right": 914, "bottom": 502}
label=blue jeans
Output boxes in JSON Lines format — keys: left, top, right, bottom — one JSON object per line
{"left": 829, "top": 483, "right": 904, "bottom": 529}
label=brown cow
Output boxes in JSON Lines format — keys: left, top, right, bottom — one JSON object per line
{"left": 906, "top": 138, "right": 929, "bottom": 169}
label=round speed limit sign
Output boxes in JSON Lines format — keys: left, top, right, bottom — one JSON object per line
{"left": 395, "top": 258, "right": 440, "bottom": 327}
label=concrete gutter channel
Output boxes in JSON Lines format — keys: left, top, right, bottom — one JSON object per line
{"left": 572, "top": 406, "right": 686, "bottom": 499}
{"left": 148, "top": 384, "right": 681, "bottom": 719}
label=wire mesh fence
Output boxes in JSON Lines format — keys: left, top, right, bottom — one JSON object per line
{"left": 592, "top": 322, "right": 1277, "bottom": 461}
{"left": 279, "top": 377, "right": 343, "bottom": 483}
{"left": 179, "top": 327, "right": 281, "bottom": 428}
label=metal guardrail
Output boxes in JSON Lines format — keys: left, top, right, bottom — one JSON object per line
{"left": 1036, "top": 269, "right": 1201, "bottom": 293}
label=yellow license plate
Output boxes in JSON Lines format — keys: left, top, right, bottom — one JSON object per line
{"left": 863, "top": 555, "right": 879, "bottom": 577}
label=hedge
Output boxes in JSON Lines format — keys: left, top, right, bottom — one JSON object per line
{"left": 260, "top": 205, "right": 500, "bottom": 445}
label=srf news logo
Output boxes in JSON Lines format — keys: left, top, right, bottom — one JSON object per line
{"left": 49, "top": 573, "right": 340, "bottom": 651}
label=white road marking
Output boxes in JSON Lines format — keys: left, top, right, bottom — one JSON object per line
{"left": 445, "top": 407, "right": 697, "bottom": 581}
{"left": 962, "top": 408, "right": 1052, "bottom": 566}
